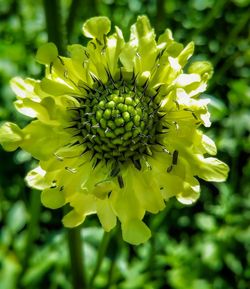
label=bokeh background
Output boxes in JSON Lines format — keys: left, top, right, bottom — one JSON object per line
{"left": 0, "top": 0, "right": 249, "bottom": 288}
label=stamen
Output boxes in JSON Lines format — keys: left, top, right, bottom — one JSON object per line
{"left": 172, "top": 150, "right": 179, "bottom": 165}
{"left": 90, "top": 41, "right": 97, "bottom": 49}
{"left": 118, "top": 175, "right": 124, "bottom": 188}
{"left": 49, "top": 62, "right": 53, "bottom": 74}
{"left": 133, "top": 159, "right": 141, "bottom": 171}
{"left": 84, "top": 50, "right": 90, "bottom": 58}
{"left": 96, "top": 38, "right": 102, "bottom": 46}
{"left": 167, "top": 165, "right": 173, "bottom": 173}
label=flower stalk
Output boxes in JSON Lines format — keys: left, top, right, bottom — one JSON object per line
{"left": 21, "top": 191, "right": 41, "bottom": 277}
{"left": 67, "top": 226, "right": 87, "bottom": 289}
{"left": 89, "top": 231, "right": 111, "bottom": 288}
{"left": 43, "top": 0, "right": 65, "bottom": 54}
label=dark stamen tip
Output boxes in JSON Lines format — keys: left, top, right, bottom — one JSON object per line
{"left": 172, "top": 150, "right": 179, "bottom": 165}
{"left": 133, "top": 159, "right": 141, "bottom": 171}
{"left": 167, "top": 165, "right": 173, "bottom": 173}
{"left": 118, "top": 175, "right": 124, "bottom": 188}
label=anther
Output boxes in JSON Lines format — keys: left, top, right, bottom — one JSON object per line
{"left": 167, "top": 165, "right": 173, "bottom": 173}
{"left": 133, "top": 159, "right": 141, "bottom": 171}
{"left": 192, "top": 112, "right": 198, "bottom": 120}
{"left": 90, "top": 41, "right": 97, "bottom": 49}
{"left": 172, "top": 150, "right": 178, "bottom": 165}
{"left": 84, "top": 50, "right": 90, "bottom": 58}
{"left": 49, "top": 62, "right": 53, "bottom": 74}
{"left": 118, "top": 175, "right": 124, "bottom": 188}
{"left": 96, "top": 38, "right": 102, "bottom": 46}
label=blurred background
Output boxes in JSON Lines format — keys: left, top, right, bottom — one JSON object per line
{"left": 0, "top": 0, "right": 249, "bottom": 288}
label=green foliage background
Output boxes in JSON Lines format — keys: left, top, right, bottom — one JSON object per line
{"left": 0, "top": 0, "right": 249, "bottom": 288}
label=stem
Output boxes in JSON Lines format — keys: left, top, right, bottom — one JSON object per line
{"left": 67, "top": 226, "right": 87, "bottom": 289}
{"left": 89, "top": 231, "right": 111, "bottom": 288}
{"left": 43, "top": 0, "right": 65, "bottom": 54}
{"left": 20, "top": 190, "right": 41, "bottom": 284}
{"left": 66, "top": 0, "right": 81, "bottom": 42}
{"left": 107, "top": 255, "right": 116, "bottom": 289}
{"left": 155, "top": 0, "right": 165, "bottom": 33}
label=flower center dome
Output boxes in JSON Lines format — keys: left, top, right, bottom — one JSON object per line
{"left": 72, "top": 74, "right": 160, "bottom": 162}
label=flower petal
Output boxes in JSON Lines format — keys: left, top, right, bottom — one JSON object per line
{"left": 25, "top": 166, "right": 48, "bottom": 190}
{"left": 62, "top": 210, "right": 85, "bottom": 228}
{"left": 21, "top": 121, "right": 67, "bottom": 160}
{"left": 122, "top": 219, "right": 151, "bottom": 245}
{"left": 0, "top": 122, "right": 23, "bottom": 151}
{"left": 36, "top": 42, "right": 58, "bottom": 65}
{"left": 197, "top": 156, "right": 229, "bottom": 182}
{"left": 201, "top": 134, "right": 217, "bottom": 155}
{"left": 41, "top": 187, "right": 66, "bottom": 209}
{"left": 96, "top": 198, "right": 117, "bottom": 232}
{"left": 82, "top": 16, "right": 111, "bottom": 39}
{"left": 188, "top": 61, "right": 213, "bottom": 80}
{"left": 177, "top": 177, "right": 200, "bottom": 205}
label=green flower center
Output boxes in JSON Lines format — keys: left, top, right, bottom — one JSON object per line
{"left": 71, "top": 73, "right": 160, "bottom": 165}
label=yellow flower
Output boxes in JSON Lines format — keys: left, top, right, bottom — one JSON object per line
{"left": 0, "top": 16, "right": 229, "bottom": 245}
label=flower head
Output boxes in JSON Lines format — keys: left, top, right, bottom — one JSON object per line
{"left": 0, "top": 16, "right": 229, "bottom": 244}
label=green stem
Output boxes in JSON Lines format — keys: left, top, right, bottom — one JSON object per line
{"left": 66, "top": 0, "right": 81, "bottom": 42}
{"left": 67, "top": 227, "right": 87, "bottom": 289}
{"left": 107, "top": 255, "right": 116, "bottom": 289}
{"left": 155, "top": 0, "right": 165, "bottom": 33}
{"left": 21, "top": 191, "right": 41, "bottom": 281}
{"left": 43, "top": 0, "right": 65, "bottom": 54}
{"left": 89, "top": 231, "right": 111, "bottom": 288}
